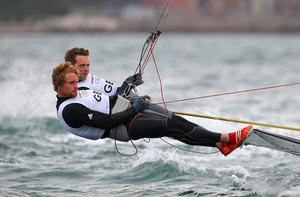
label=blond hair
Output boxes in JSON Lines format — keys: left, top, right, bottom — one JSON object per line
{"left": 52, "top": 62, "right": 79, "bottom": 92}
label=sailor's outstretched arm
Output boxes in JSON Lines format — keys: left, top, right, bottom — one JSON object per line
{"left": 62, "top": 103, "right": 137, "bottom": 130}
{"left": 62, "top": 96, "right": 149, "bottom": 130}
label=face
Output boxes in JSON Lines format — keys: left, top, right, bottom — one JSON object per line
{"left": 74, "top": 55, "right": 90, "bottom": 80}
{"left": 58, "top": 72, "right": 78, "bottom": 97}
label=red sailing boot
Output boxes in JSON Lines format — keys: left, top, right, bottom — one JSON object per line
{"left": 218, "top": 125, "right": 253, "bottom": 156}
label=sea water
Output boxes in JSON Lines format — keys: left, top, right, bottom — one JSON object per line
{"left": 1, "top": 33, "right": 300, "bottom": 196}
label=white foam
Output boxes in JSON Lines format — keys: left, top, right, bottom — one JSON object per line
{"left": 0, "top": 55, "right": 57, "bottom": 118}
{"left": 278, "top": 186, "right": 300, "bottom": 197}
{"left": 215, "top": 165, "right": 251, "bottom": 180}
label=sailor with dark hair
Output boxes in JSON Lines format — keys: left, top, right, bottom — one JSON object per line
{"left": 64, "top": 47, "right": 142, "bottom": 97}
{"left": 52, "top": 62, "right": 252, "bottom": 156}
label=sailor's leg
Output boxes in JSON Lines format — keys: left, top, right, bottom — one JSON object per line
{"left": 128, "top": 112, "right": 168, "bottom": 139}
{"left": 128, "top": 113, "right": 223, "bottom": 147}
{"left": 164, "top": 115, "right": 221, "bottom": 147}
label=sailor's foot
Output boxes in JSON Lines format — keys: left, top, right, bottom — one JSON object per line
{"left": 218, "top": 125, "right": 253, "bottom": 156}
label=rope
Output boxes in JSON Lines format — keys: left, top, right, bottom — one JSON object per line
{"left": 154, "top": 82, "right": 300, "bottom": 105}
{"left": 150, "top": 42, "right": 169, "bottom": 115}
{"left": 134, "top": 0, "right": 170, "bottom": 75}
{"left": 114, "top": 139, "right": 138, "bottom": 157}
{"left": 153, "top": 0, "right": 171, "bottom": 32}
{"left": 141, "top": 33, "right": 160, "bottom": 73}
{"left": 171, "top": 110, "right": 300, "bottom": 132}
{"left": 160, "top": 138, "right": 219, "bottom": 154}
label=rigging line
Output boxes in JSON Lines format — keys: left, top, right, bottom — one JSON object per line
{"left": 160, "top": 138, "right": 219, "bottom": 154}
{"left": 153, "top": 82, "right": 300, "bottom": 105}
{"left": 114, "top": 139, "right": 138, "bottom": 157}
{"left": 134, "top": 32, "right": 159, "bottom": 74}
{"left": 150, "top": 46, "right": 169, "bottom": 114}
{"left": 133, "top": 0, "right": 170, "bottom": 75}
{"left": 114, "top": 113, "right": 144, "bottom": 156}
{"left": 133, "top": 31, "right": 161, "bottom": 75}
{"left": 171, "top": 110, "right": 300, "bottom": 132}
{"left": 140, "top": 0, "right": 170, "bottom": 71}
{"left": 153, "top": 0, "right": 171, "bottom": 32}
{"left": 141, "top": 34, "right": 160, "bottom": 73}
{"left": 134, "top": 37, "right": 151, "bottom": 74}
{"left": 140, "top": 0, "right": 170, "bottom": 72}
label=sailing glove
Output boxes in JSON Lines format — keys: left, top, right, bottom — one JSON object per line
{"left": 124, "top": 73, "right": 144, "bottom": 86}
{"left": 132, "top": 96, "right": 150, "bottom": 112}
{"left": 130, "top": 95, "right": 151, "bottom": 103}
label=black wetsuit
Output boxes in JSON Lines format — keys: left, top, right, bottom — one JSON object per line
{"left": 56, "top": 96, "right": 221, "bottom": 147}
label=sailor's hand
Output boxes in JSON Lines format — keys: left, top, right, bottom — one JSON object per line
{"left": 130, "top": 95, "right": 151, "bottom": 103}
{"left": 141, "top": 95, "right": 151, "bottom": 102}
{"left": 132, "top": 97, "right": 150, "bottom": 112}
{"left": 124, "top": 73, "right": 144, "bottom": 86}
